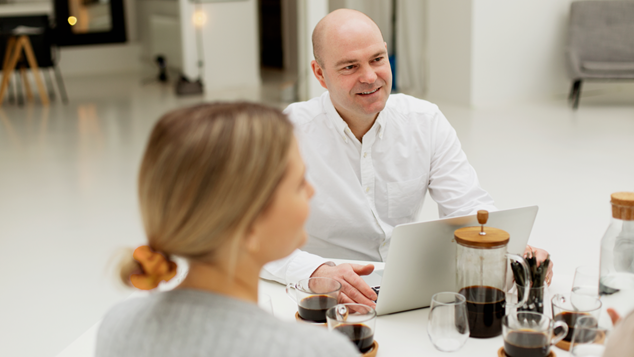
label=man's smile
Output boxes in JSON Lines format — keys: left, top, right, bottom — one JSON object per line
{"left": 357, "top": 87, "right": 381, "bottom": 96}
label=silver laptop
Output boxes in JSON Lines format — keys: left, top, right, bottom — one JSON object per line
{"left": 364, "top": 206, "right": 538, "bottom": 316}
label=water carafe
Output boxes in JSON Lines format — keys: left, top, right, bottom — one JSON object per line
{"left": 600, "top": 192, "right": 634, "bottom": 317}
{"left": 455, "top": 210, "right": 530, "bottom": 338}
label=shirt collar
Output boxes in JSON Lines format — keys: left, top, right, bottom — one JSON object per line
{"left": 323, "top": 92, "right": 388, "bottom": 142}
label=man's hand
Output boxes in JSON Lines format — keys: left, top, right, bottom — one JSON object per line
{"left": 311, "top": 263, "right": 377, "bottom": 307}
{"left": 607, "top": 308, "right": 621, "bottom": 325}
{"left": 524, "top": 245, "right": 554, "bottom": 286}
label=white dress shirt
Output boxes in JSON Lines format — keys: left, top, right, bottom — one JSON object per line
{"left": 260, "top": 92, "right": 496, "bottom": 284}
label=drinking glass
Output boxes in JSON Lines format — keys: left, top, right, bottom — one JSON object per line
{"left": 571, "top": 265, "right": 600, "bottom": 310}
{"left": 286, "top": 277, "right": 341, "bottom": 322}
{"left": 551, "top": 293, "right": 602, "bottom": 350}
{"left": 326, "top": 303, "right": 377, "bottom": 354}
{"left": 427, "top": 292, "right": 469, "bottom": 352}
{"left": 570, "top": 315, "right": 607, "bottom": 357}
{"left": 502, "top": 311, "right": 568, "bottom": 357}
{"left": 515, "top": 283, "right": 549, "bottom": 315}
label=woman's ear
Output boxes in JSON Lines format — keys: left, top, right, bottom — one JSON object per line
{"left": 244, "top": 228, "right": 261, "bottom": 254}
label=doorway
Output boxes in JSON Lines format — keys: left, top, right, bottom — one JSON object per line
{"left": 258, "top": 0, "right": 298, "bottom": 103}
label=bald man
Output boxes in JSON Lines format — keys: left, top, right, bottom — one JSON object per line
{"left": 262, "top": 9, "right": 552, "bottom": 307}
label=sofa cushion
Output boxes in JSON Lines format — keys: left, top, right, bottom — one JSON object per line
{"left": 582, "top": 61, "right": 634, "bottom": 72}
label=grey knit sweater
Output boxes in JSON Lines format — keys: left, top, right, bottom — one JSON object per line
{"left": 96, "top": 289, "right": 359, "bottom": 357}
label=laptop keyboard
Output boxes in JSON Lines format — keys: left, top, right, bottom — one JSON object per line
{"left": 371, "top": 286, "right": 380, "bottom": 302}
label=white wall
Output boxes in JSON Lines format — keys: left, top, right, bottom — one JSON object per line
{"left": 426, "top": 0, "right": 472, "bottom": 106}
{"left": 179, "top": 0, "right": 260, "bottom": 91}
{"left": 471, "top": 0, "right": 572, "bottom": 106}
{"left": 136, "top": 0, "right": 180, "bottom": 67}
{"left": 58, "top": 43, "right": 142, "bottom": 76}
{"left": 425, "top": 0, "right": 632, "bottom": 107}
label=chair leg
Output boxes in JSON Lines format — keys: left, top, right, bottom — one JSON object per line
{"left": 20, "top": 65, "right": 33, "bottom": 102}
{"left": 20, "top": 36, "right": 49, "bottom": 106}
{"left": 8, "top": 74, "right": 15, "bottom": 104}
{"left": 0, "top": 36, "right": 23, "bottom": 107}
{"left": 572, "top": 80, "right": 583, "bottom": 109}
{"left": 53, "top": 65, "right": 68, "bottom": 104}
{"left": 568, "top": 80, "right": 581, "bottom": 102}
{"left": 15, "top": 70, "right": 24, "bottom": 107}
{"left": 44, "top": 68, "right": 56, "bottom": 102}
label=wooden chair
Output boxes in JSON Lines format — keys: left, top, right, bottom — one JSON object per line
{"left": 0, "top": 30, "right": 49, "bottom": 106}
{"left": 0, "top": 15, "right": 69, "bottom": 107}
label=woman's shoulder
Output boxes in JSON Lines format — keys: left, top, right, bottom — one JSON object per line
{"left": 97, "top": 290, "right": 359, "bottom": 357}
{"left": 252, "top": 318, "right": 360, "bottom": 357}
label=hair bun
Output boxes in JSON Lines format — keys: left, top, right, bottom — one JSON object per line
{"left": 130, "top": 246, "right": 178, "bottom": 290}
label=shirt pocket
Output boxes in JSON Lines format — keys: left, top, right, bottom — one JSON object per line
{"left": 387, "top": 174, "right": 427, "bottom": 218}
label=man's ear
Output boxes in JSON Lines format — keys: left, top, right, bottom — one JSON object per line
{"left": 311, "top": 60, "right": 328, "bottom": 89}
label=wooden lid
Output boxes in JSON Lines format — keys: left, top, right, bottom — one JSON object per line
{"left": 454, "top": 210, "right": 510, "bottom": 249}
{"left": 611, "top": 192, "right": 634, "bottom": 220}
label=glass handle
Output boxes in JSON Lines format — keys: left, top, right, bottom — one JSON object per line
{"left": 285, "top": 283, "right": 297, "bottom": 303}
{"left": 506, "top": 253, "right": 530, "bottom": 309}
{"left": 551, "top": 320, "right": 569, "bottom": 346}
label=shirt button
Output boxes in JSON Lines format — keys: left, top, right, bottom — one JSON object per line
{"left": 365, "top": 187, "right": 370, "bottom": 193}
{"left": 364, "top": 152, "right": 368, "bottom": 158}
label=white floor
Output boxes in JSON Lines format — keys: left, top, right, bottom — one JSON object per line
{"left": 1, "top": 73, "right": 633, "bottom": 357}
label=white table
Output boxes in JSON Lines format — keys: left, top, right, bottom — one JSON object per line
{"left": 260, "top": 259, "right": 575, "bottom": 357}
{"left": 57, "top": 259, "right": 575, "bottom": 357}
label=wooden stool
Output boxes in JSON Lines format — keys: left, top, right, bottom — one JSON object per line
{"left": 0, "top": 34, "right": 49, "bottom": 107}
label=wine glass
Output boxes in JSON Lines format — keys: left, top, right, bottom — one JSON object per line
{"left": 427, "top": 292, "right": 469, "bottom": 352}
{"left": 570, "top": 315, "right": 607, "bottom": 357}
{"left": 571, "top": 265, "right": 600, "bottom": 310}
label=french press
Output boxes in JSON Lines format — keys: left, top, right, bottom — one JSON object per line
{"left": 455, "top": 210, "right": 530, "bottom": 338}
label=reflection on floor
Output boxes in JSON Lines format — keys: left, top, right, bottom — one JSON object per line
{"left": 1, "top": 73, "right": 633, "bottom": 357}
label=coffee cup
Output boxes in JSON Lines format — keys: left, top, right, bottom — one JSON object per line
{"left": 551, "top": 293, "right": 601, "bottom": 344}
{"left": 286, "top": 277, "right": 341, "bottom": 323}
{"left": 502, "top": 311, "right": 568, "bottom": 357}
{"left": 326, "top": 303, "right": 377, "bottom": 354}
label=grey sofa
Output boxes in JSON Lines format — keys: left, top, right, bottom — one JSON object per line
{"left": 567, "top": 1, "right": 634, "bottom": 109}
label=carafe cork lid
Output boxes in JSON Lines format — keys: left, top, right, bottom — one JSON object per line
{"left": 454, "top": 210, "right": 510, "bottom": 249}
{"left": 611, "top": 192, "right": 634, "bottom": 220}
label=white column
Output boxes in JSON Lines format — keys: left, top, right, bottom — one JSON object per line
{"left": 297, "top": 0, "right": 328, "bottom": 101}
{"left": 179, "top": 0, "right": 261, "bottom": 91}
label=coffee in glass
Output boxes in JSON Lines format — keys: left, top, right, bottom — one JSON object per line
{"left": 502, "top": 311, "right": 568, "bottom": 357}
{"left": 327, "top": 303, "right": 377, "bottom": 354}
{"left": 455, "top": 210, "right": 530, "bottom": 338}
{"left": 551, "top": 293, "right": 602, "bottom": 347}
{"left": 286, "top": 277, "right": 341, "bottom": 323}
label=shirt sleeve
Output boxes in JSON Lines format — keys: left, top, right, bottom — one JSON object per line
{"left": 427, "top": 109, "right": 497, "bottom": 218}
{"left": 260, "top": 249, "right": 332, "bottom": 284}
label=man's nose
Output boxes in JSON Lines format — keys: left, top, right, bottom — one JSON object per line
{"left": 358, "top": 65, "right": 377, "bottom": 84}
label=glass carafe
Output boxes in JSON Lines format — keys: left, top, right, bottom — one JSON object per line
{"left": 455, "top": 210, "right": 530, "bottom": 338}
{"left": 600, "top": 192, "right": 634, "bottom": 317}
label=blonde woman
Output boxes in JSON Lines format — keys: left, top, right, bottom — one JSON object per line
{"left": 96, "top": 103, "right": 359, "bottom": 357}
